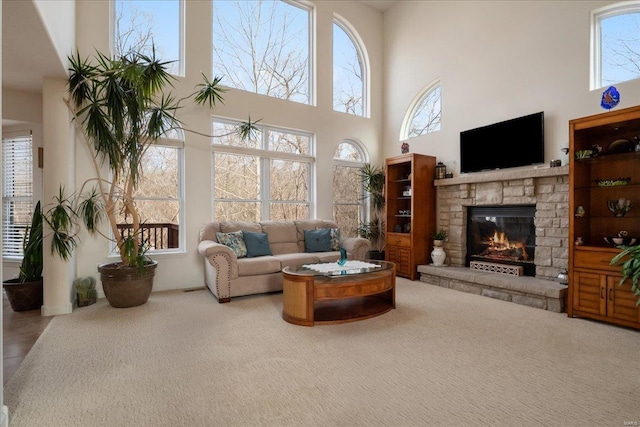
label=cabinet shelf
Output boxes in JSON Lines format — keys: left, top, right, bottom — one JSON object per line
{"left": 574, "top": 151, "right": 639, "bottom": 163}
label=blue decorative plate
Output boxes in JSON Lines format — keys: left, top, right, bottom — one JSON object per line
{"left": 601, "top": 86, "right": 620, "bottom": 110}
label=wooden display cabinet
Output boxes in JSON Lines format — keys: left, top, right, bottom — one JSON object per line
{"left": 385, "top": 153, "right": 436, "bottom": 280}
{"left": 568, "top": 105, "right": 640, "bottom": 329}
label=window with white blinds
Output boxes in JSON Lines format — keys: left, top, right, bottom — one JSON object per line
{"left": 2, "top": 134, "right": 34, "bottom": 258}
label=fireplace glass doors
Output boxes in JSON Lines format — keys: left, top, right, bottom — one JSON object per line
{"left": 466, "top": 205, "right": 536, "bottom": 276}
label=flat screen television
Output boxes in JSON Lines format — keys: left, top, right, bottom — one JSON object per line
{"left": 460, "top": 112, "right": 544, "bottom": 173}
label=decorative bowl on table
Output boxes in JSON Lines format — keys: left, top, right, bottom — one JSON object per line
{"left": 604, "top": 236, "right": 638, "bottom": 247}
{"left": 595, "top": 177, "right": 631, "bottom": 187}
{"left": 606, "top": 198, "right": 632, "bottom": 217}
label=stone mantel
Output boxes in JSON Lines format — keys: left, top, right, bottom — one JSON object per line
{"left": 430, "top": 165, "right": 570, "bottom": 281}
{"left": 435, "top": 165, "right": 568, "bottom": 187}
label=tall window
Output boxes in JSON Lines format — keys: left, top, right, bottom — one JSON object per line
{"left": 403, "top": 83, "right": 441, "bottom": 139}
{"left": 115, "top": 130, "right": 184, "bottom": 252}
{"left": 2, "top": 134, "right": 33, "bottom": 258}
{"left": 333, "top": 19, "right": 366, "bottom": 117}
{"left": 592, "top": 3, "right": 640, "bottom": 89}
{"left": 212, "top": 0, "right": 312, "bottom": 104}
{"left": 113, "top": 0, "right": 183, "bottom": 76}
{"left": 333, "top": 140, "right": 366, "bottom": 237}
{"left": 213, "top": 119, "right": 313, "bottom": 221}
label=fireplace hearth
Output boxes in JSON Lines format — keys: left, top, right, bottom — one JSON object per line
{"left": 466, "top": 205, "right": 536, "bottom": 276}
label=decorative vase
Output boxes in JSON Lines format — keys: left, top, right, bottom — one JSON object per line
{"left": 431, "top": 246, "right": 446, "bottom": 266}
{"left": 98, "top": 260, "right": 157, "bottom": 308}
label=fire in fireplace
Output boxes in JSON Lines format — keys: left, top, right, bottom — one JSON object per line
{"left": 466, "top": 205, "right": 536, "bottom": 276}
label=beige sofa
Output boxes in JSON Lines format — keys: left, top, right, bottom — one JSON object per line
{"left": 198, "top": 219, "right": 371, "bottom": 302}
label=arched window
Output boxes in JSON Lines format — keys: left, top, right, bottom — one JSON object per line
{"left": 332, "top": 140, "right": 367, "bottom": 237}
{"left": 333, "top": 17, "right": 368, "bottom": 117}
{"left": 591, "top": 2, "right": 640, "bottom": 89}
{"left": 402, "top": 82, "right": 441, "bottom": 140}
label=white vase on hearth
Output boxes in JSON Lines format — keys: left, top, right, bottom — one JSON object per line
{"left": 431, "top": 245, "right": 446, "bottom": 266}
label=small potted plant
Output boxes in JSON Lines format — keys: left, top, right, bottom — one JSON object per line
{"left": 358, "top": 163, "right": 386, "bottom": 259}
{"left": 433, "top": 229, "right": 448, "bottom": 247}
{"left": 3, "top": 201, "right": 43, "bottom": 311}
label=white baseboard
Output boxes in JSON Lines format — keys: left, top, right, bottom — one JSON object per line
{"left": 41, "top": 302, "right": 73, "bottom": 316}
{"left": 2, "top": 405, "right": 9, "bottom": 427}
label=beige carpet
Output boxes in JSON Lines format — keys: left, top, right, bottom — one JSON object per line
{"left": 4, "top": 278, "right": 639, "bottom": 426}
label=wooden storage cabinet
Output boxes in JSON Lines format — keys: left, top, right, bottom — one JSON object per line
{"left": 568, "top": 105, "right": 640, "bottom": 329}
{"left": 572, "top": 269, "right": 640, "bottom": 327}
{"left": 385, "top": 153, "right": 436, "bottom": 280}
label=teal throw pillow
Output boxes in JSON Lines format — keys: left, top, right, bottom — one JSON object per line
{"left": 242, "top": 230, "right": 272, "bottom": 258}
{"left": 305, "top": 228, "right": 332, "bottom": 252}
{"left": 216, "top": 231, "right": 247, "bottom": 258}
{"left": 329, "top": 228, "right": 341, "bottom": 251}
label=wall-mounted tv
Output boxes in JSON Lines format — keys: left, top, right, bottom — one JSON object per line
{"left": 460, "top": 112, "right": 544, "bottom": 173}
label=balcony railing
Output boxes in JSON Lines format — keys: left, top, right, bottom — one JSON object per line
{"left": 117, "top": 223, "right": 179, "bottom": 250}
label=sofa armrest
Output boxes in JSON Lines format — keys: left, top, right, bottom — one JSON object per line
{"left": 340, "top": 237, "right": 371, "bottom": 260}
{"left": 198, "top": 240, "right": 239, "bottom": 302}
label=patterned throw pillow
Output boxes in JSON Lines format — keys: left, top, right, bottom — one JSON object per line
{"left": 329, "top": 228, "right": 341, "bottom": 251}
{"left": 216, "top": 231, "right": 248, "bottom": 258}
{"left": 242, "top": 230, "right": 273, "bottom": 258}
{"left": 304, "top": 228, "right": 332, "bottom": 252}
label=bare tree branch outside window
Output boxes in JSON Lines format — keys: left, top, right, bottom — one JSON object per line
{"left": 333, "top": 23, "right": 364, "bottom": 116}
{"left": 114, "top": 0, "right": 181, "bottom": 76}
{"left": 600, "top": 12, "right": 640, "bottom": 86}
{"left": 408, "top": 86, "right": 441, "bottom": 138}
{"left": 213, "top": 0, "right": 310, "bottom": 104}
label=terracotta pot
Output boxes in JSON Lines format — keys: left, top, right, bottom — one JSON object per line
{"left": 98, "top": 261, "right": 157, "bottom": 308}
{"left": 3, "top": 278, "right": 43, "bottom": 312}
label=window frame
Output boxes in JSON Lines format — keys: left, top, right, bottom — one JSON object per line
{"left": 591, "top": 1, "right": 640, "bottom": 90}
{"left": 332, "top": 15, "right": 369, "bottom": 117}
{"left": 212, "top": 117, "right": 315, "bottom": 221}
{"left": 401, "top": 80, "right": 442, "bottom": 140}
{"left": 111, "top": 0, "right": 185, "bottom": 77}
{"left": 2, "top": 132, "right": 34, "bottom": 260}
{"left": 110, "top": 133, "right": 186, "bottom": 255}
{"left": 212, "top": 0, "right": 315, "bottom": 105}
{"left": 332, "top": 139, "right": 368, "bottom": 236}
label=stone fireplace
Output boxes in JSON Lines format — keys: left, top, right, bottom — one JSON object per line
{"left": 466, "top": 204, "right": 536, "bottom": 276}
{"left": 417, "top": 166, "right": 569, "bottom": 312}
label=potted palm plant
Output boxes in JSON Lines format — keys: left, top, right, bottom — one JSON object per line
{"left": 358, "top": 163, "right": 385, "bottom": 259}
{"left": 3, "top": 201, "right": 44, "bottom": 311}
{"left": 45, "top": 49, "right": 254, "bottom": 308}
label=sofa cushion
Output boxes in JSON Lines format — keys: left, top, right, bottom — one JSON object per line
{"left": 242, "top": 230, "right": 273, "bottom": 258}
{"left": 237, "top": 256, "right": 281, "bottom": 276}
{"left": 329, "top": 228, "right": 341, "bottom": 250}
{"left": 221, "top": 221, "right": 262, "bottom": 234}
{"left": 274, "top": 253, "right": 321, "bottom": 269}
{"left": 216, "top": 231, "right": 247, "bottom": 258}
{"left": 316, "top": 252, "right": 342, "bottom": 263}
{"left": 305, "top": 228, "right": 332, "bottom": 252}
{"left": 261, "top": 221, "right": 299, "bottom": 255}
{"left": 200, "top": 222, "right": 223, "bottom": 242}
{"left": 294, "top": 219, "right": 326, "bottom": 252}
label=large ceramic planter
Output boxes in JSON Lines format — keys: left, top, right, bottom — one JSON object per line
{"left": 98, "top": 261, "right": 157, "bottom": 308}
{"left": 3, "top": 278, "right": 43, "bottom": 312}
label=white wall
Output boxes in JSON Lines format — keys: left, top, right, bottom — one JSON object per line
{"left": 382, "top": 0, "right": 640, "bottom": 173}
{"left": 71, "top": 0, "right": 384, "bottom": 293}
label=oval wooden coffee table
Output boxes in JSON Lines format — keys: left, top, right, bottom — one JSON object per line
{"left": 282, "top": 260, "right": 396, "bottom": 326}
